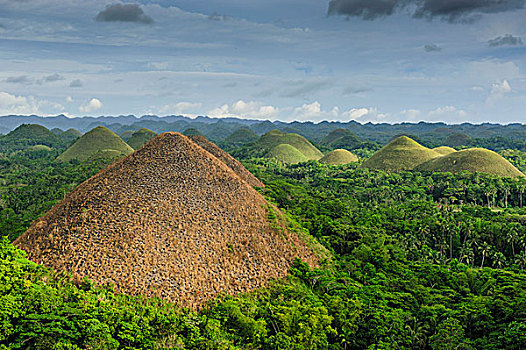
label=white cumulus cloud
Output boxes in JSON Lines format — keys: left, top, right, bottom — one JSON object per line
{"left": 79, "top": 98, "right": 103, "bottom": 113}
{"left": 208, "top": 100, "right": 279, "bottom": 120}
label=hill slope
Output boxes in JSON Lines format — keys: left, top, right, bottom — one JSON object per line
{"left": 15, "top": 132, "right": 317, "bottom": 308}
{"left": 416, "top": 148, "right": 525, "bottom": 178}
{"left": 258, "top": 130, "right": 323, "bottom": 160}
{"left": 224, "top": 128, "right": 259, "bottom": 145}
{"left": 188, "top": 135, "right": 264, "bottom": 187}
{"left": 0, "top": 124, "right": 62, "bottom": 151}
{"left": 360, "top": 136, "right": 441, "bottom": 172}
{"left": 57, "top": 126, "right": 133, "bottom": 162}
{"left": 319, "top": 149, "right": 358, "bottom": 165}
{"left": 433, "top": 146, "right": 456, "bottom": 155}
{"left": 267, "top": 144, "right": 308, "bottom": 164}
{"left": 126, "top": 128, "right": 157, "bottom": 150}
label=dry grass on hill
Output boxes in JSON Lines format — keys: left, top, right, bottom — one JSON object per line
{"left": 15, "top": 132, "right": 316, "bottom": 308}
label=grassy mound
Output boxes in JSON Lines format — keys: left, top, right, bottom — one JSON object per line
{"left": 57, "top": 126, "right": 133, "bottom": 162}
{"left": 416, "top": 148, "right": 525, "bottom": 178}
{"left": 183, "top": 128, "right": 203, "bottom": 136}
{"left": 267, "top": 144, "right": 308, "bottom": 164}
{"left": 322, "top": 129, "right": 361, "bottom": 150}
{"left": 259, "top": 130, "right": 323, "bottom": 160}
{"left": 319, "top": 149, "right": 358, "bottom": 165}
{"left": 30, "top": 145, "right": 53, "bottom": 152}
{"left": 360, "top": 136, "right": 441, "bottom": 172}
{"left": 224, "top": 128, "right": 259, "bottom": 145}
{"left": 433, "top": 146, "right": 456, "bottom": 155}
{"left": 0, "top": 124, "right": 62, "bottom": 151}
{"left": 126, "top": 128, "right": 157, "bottom": 150}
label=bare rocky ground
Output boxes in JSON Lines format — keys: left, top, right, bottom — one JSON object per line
{"left": 15, "top": 132, "right": 317, "bottom": 308}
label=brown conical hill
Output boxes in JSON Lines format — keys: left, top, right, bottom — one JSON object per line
{"left": 187, "top": 135, "right": 264, "bottom": 187}
{"left": 15, "top": 132, "right": 316, "bottom": 308}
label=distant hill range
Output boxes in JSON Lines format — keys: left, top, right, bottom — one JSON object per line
{"left": 2, "top": 115, "right": 526, "bottom": 149}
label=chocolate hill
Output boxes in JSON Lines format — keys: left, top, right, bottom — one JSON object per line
{"left": 57, "top": 126, "right": 134, "bottom": 162}
{"left": 187, "top": 135, "right": 264, "bottom": 187}
{"left": 360, "top": 136, "right": 441, "bottom": 172}
{"left": 415, "top": 148, "right": 525, "bottom": 178}
{"left": 15, "top": 132, "right": 316, "bottom": 308}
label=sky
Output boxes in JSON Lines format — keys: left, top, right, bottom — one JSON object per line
{"left": 0, "top": 0, "right": 525, "bottom": 124}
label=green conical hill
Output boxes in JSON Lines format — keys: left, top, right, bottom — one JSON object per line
{"left": 267, "top": 144, "right": 308, "bottom": 164}
{"left": 127, "top": 128, "right": 157, "bottom": 150}
{"left": 57, "top": 126, "right": 133, "bottom": 162}
{"left": 224, "top": 128, "right": 259, "bottom": 144}
{"left": 259, "top": 130, "right": 323, "bottom": 160}
{"left": 319, "top": 149, "right": 358, "bottom": 165}
{"left": 183, "top": 128, "right": 203, "bottom": 136}
{"left": 415, "top": 148, "right": 525, "bottom": 178}
{"left": 433, "top": 146, "right": 456, "bottom": 155}
{"left": 360, "top": 136, "right": 441, "bottom": 172}
{"left": 15, "top": 132, "right": 319, "bottom": 308}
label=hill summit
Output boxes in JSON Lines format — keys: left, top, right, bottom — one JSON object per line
{"left": 319, "top": 149, "right": 358, "bottom": 165}
{"left": 360, "top": 136, "right": 441, "bottom": 172}
{"left": 259, "top": 130, "right": 323, "bottom": 163}
{"left": 416, "top": 148, "right": 525, "bottom": 178}
{"left": 57, "top": 126, "right": 134, "bottom": 162}
{"left": 15, "top": 132, "right": 317, "bottom": 308}
{"left": 187, "top": 135, "right": 264, "bottom": 187}
{"left": 126, "top": 128, "right": 157, "bottom": 150}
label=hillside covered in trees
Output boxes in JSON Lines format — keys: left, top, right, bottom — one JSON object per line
{"left": 2, "top": 121, "right": 526, "bottom": 349}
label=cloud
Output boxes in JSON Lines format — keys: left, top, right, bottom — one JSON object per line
{"left": 488, "top": 34, "right": 523, "bottom": 47}
{"left": 66, "top": 96, "right": 74, "bottom": 103}
{"left": 491, "top": 79, "right": 512, "bottom": 94}
{"left": 343, "top": 86, "right": 373, "bottom": 94}
{"left": 341, "top": 107, "right": 387, "bottom": 122}
{"left": 95, "top": 4, "right": 153, "bottom": 24}
{"left": 280, "top": 80, "right": 329, "bottom": 98}
{"left": 4, "top": 75, "right": 32, "bottom": 84}
{"left": 157, "top": 102, "right": 202, "bottom": 115}
{"left": 486, "top": 79, "right": 512, "bottom": 104}
{"left": 428, "top": 105, "right": 467, "bottom": 119}
{"left": 43, "top": 73, "right": 64, "bottom": 82}
{"left": 0, "top": 91, "right": 63, "bottom": 115}
{"left": 0, "top": 91, "right": 40, "bottom": 115}
{"left": 79, "top": 98, "right": 103, "bottom": 113}
{"left": 208, "top": 100, "right": 279, "bottom": 120}
{"left": 400, "top": 109, "right": 422, "bottom": 120}
{"left": 424, "top": 44, "right": 442, "bottom": 52}
{"left": 69, "top": 79, "right": 83, "bottom": 88}
{"left": 290, "top": 101, "right": 339, "bottom": 121}
{"left": 328, "top": 0, "right": 526, "bottom": 23}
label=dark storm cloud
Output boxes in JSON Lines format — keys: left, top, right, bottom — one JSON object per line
{"left": 69, "top": 79, "right": 83, "bottom": 88}
{"left": 95, "top": 4, "right": 154, "bottom": 24}
{"left": 488, "top": 34, "right": 523, "bottom": 47}
{"left": 328, "top": 0, "right": 525, "bottom": 23}
{"left": 43, "top": 73, "right": 65, "bottom": 82}
{"left": 328, "top": 0, "right": 400, "bottom": 20}
{"left": 4, "top": 75, "right": 32, "bottom": 84}
{"left": 424, "top": 44, "right": 442, "bottom": 52}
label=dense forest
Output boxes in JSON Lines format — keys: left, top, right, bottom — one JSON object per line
{"left": 2, "top": 125, "right": 526, "bottom": 349}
